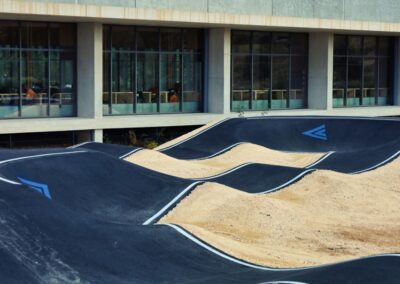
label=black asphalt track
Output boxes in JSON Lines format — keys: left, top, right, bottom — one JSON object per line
{"left": 0, "top": 116, "right": 399, "bottom": 283}
{"left": 161, "top": 117, "right": 400, "bottom": 174}
{"left": 74, "top": 142, "right": 140, "bottom": 158}
{"left": 0, "top": 154, "right": 399, "bottom": 283}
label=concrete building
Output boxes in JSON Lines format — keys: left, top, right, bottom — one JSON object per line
{"left": 0, "top": 0, "right": 399, "bottom": 147}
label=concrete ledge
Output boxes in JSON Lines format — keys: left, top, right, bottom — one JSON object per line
{"left": 0, "top": 107, "right": 399, "bottom": 135}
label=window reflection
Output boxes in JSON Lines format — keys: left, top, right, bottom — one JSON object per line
{"left": 0, "top": 21, "right": 76, "bottom": 119}
{"left": 103, "top": 26, "right": 204, "bottom": 115}
{"left": 333, "top": 35, "right": 393, "bottom": 107}
{"left": 231, "top": 31, "right": 308, "bottom": 111}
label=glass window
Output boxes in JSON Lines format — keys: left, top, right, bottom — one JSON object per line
{"left": 231, "top": 31, "right": 308, "bottom": 111}
{"left": 272, "top": 33, "right": 289, "bottom": 54}
{"left": 50, "top": 23, "right": 75, "bottom": 49}
{"left": 0, "top": 21, "right": 19, "bottom": 48}
{"left": 161, "top": 28, "right": 181, "bottom": 52}
{"left": 290, "top": 56, "right": 306, "bottom": 109}
{"left": 252, "top": 55, "right": 270, "bottom": 111}
{"left": 111, "top": 52, "right": 134, "bottom": 114}
{"left": 21, "top": 50, "right": 48, "bottom": 117}
{"left": 348, "top": 36, "right": 362, "bottom": 55}
{"left": 137, "top": 27, "right": 158, "bottom": 51}
{"left": 183, "top": 53, "right": 202, "bottom": 112}
{"left": 333, "top": 35, "right": 393, "bottom": 108}
{"left": 112, "top": 26, "right": 135, "bottom": 51}
{"left": 232, "top": 31, "right": 251, "bottom": 53}
{"left": 160, "top": 53, "right": 181, "bottom": 113}
{"left": 271, "top": 56, "right": 289, "bottom": 109}
{"left": 232, "top": 55, "right": 251, "bottom": 111}
{"left": 21, "top": 22, "right": 48, "bottom": 49}
{"left": 104, "top": 26, "right": 204, "bottom": 115}
{"left": 252, "top": 32, "right": 270, "bottom": 54}
{"left": 0, "top": 50, "right": 19, "bottom": 118}
{"left": 103, "top": 26, "right": 110, "bottom": 51}
{"left": 334, "top": 35, "right": 346, "bottom": 56}
{"left": 183, "top": 29, "right": 203, "bottom": 52}
{"left": 333, "top": 57, "right": 346, "bottom": 108}
{"left": 137, "top": 53, "right": 158, "bottom": 114}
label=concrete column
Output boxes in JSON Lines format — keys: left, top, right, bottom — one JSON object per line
{"left": 208, "top": 28, "right": 231, "bottom": 114}
{"left": 93, "top": 129, "right": 103, "bottom": 143}
{"left": 393, "top": 37, "right": 400, "bottom": 106}
{"left": 308, "top": 32, "right": 334, "bottom": 110}
{"left": 77, "top": 23, "right": 103, "bottom": 118}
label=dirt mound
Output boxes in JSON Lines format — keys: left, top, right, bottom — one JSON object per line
{"left": 125, "top": 143, "right": 324, "bottom": 178}
{"left": 158, "top": 158, "right": 400, "bottom": 268}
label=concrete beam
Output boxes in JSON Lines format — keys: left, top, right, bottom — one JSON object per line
{"left": 77, "top": 22, "right": 103, "bottom": 118}
{"left": 208, "top": 28, "right": 231, "bottom": 114}
{"left": 308, "top": 32, "right": 334, "bottom": 110}
{"left": 93, "top": 129, "right": 103, "bottom": 142}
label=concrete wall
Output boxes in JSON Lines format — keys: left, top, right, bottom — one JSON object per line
{"left": 208, "top": 28, "right": 231, "bottom": 114}
{"left": 308, "top": 32, "right": 334, "bottom": 110}
{"left": 29, "top": 0, "right": 400, "bottom": 24}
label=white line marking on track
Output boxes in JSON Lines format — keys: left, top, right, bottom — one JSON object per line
{"left": 119, "top": 148, "right": 143, "bottom": 159}
{"left": 350, "top": 150, "right": 400, "bottom": 174}
{"left": 305, "top": 151, "right": 335, "bottom": 169}
{"left": 0, "top": 151, "right": 87, "bottom": 165}
{"left": 159, "top": 118, "right": 231, "bottom": 152}
{"left": 189, "top": 142, "right": 246, "bottom": 160}
{"left": 256, "top": 169, "right": 315, "bottom": 194}
{"left": 259, "top": 281, "right": 309, "bottom": 284}
{"left": 142, "top": 181, "right": 203, "bottom": 225}
{"left": 67, "top": 141, "right": 92, "bottom": 149}
{"left": 190, "top": 162, "right": 253, "bottom": 181}
{"left": 164, "top": 224, "right": 400, "bottom": 271}
{"left": 246, "top": 116, "right": 400, "bottom": 122}
{"left": 0, "top": 176, "right": 21, "bottom": 185}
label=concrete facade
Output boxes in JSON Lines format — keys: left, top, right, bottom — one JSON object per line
{"left": 0, "top": 0, "right": 399, "bottom": 142}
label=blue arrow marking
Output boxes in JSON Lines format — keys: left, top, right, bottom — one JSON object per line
{"left": 17, "top": 177, "right": 52, "bottom": 199}
{"left": 302, "top": 124, "right": 327, "bottom": 141}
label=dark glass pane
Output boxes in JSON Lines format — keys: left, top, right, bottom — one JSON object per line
{"left": 49, "top": 51, "right": 75, "bottom": 117}
{"left": 333, "top": 56, "right": 346, "bottom": 107}
{"left": 291, "top": 33, "right": 307, "bottom": 55}
{"left": 0, "top": 21, "right": 19, "bottom": 48}
{"left": 232, "top": 55, "right": 251, "bottom": 111}
{"left": 252, "top": 55, "right": 270, "bottom": 111}
{"left": 136, "top": 53, "right": 158, "bottom": 113}
{"left": 103, "top": 52, "right": 110, "bottom": 114}
{"left": 378, "top": 58, "right": 392, "bottom": 105}
{"left": 252, "top": 32, "right": 270, "bottom": 54}
{"left": 161, "top": 28, "right": 181, "bottom": 52}
{"left": 290, "top": 56, "right": 306, "bottom": 109}
{"left": 0, "top": 50, "right": 19, "bottom": 118}
{"left": 182, "top": 53, "right": 202, "bottom": 112}
{"left": 183, "top": 29, "right": 203, "bottom": 52}
{"left": 334, "top": 35, "right": 346, "bottom": 56}
{"left": 364, "top": 36, "right": 376, "bottom": 56}
{"left": 272, "top": 33, "right": 289, "bottom": 54}
{"left": 21, "top": 22, "right": 48, "bottom": 49}
{"left": 111, "top": 52, "right": 134, "bottom": 114}
{"left": 160, "top": 53, "right": 181, "bottom": 113}
{"left": 50, "top": 23, "right": 75, "bottom": 49}
{"left": 348, "top": 36, "right": 362, "bottom": 55}
{"left": 347, "top": 57, "right": 362, "bottom": 106}
{"left": 362, "top": 58, "right": 376, "bottom": 106}
{"left": 112, "top": 26, "right": 135, "bottom": 51}
{"left": 271, "top": 56, "right": 289, "bottom": 109}
{"left": 378, "top": 37, "right": 393, "bottom": 56}
{"left": 103, "top": 25, "right": 110, "bottom": 51}
{"left": 232, "top": 31, "right": 251, "bottom": 53}
{"left": 137, "top": 27, "right": 159, "bottom": 51}
{"left": 21, "top": 50, "right": 48, "bottom": 117}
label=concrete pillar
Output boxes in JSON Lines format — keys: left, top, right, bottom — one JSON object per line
{"left": 308, "top": 32, "right": 334, "bottom": 110}
{"left": 393, "top": 37, "right": 400, "bottom": 106}
{"left": 77, "top": 23, "right": 103, "bottom": 118}
{"left": 208, "top": 28, "right": 231, "bottom": 114}
{"left": 93, "top": 129, "right": 103, "bottom": 143}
